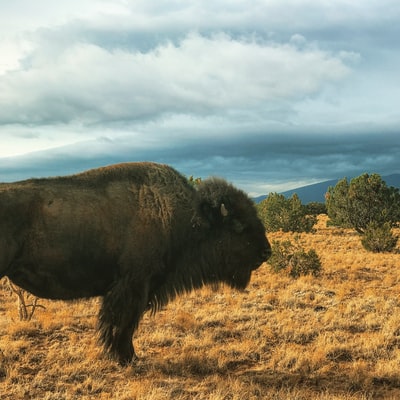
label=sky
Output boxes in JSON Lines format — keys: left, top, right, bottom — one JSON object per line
{"left": 0, "top": 0, "right": 399, "bottom": 196}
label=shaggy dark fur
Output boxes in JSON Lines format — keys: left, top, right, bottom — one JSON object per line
{"left": 0, "top": 162, "right": 271, "bottom": 365}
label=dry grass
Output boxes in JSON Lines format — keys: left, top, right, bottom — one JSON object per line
{"left": 1, "top": 215, "right": 400, "bottom": 399}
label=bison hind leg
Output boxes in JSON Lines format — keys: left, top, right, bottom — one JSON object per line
{"left": 98, "top": 280, "right": 148, "bottom": 366}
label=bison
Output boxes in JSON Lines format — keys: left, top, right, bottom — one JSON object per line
{"left": 0, "top": 162, "right": 271, "bottom": 365}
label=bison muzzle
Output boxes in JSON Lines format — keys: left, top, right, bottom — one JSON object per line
{"left": 0, "top": 162, "right": 271, "bottom": 365}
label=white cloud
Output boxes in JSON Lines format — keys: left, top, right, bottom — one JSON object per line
{"left": 0, "top": 39, "right": 31, "bottom": 75}
{"left": 0, "top": 33, "right": 351, "bottom": 127}
{"left": 0, "top": 124, "right": 98, "bottom": 157}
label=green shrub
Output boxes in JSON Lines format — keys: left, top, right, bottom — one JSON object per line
{"left": 361, "top": 222, "right": 398, "bottom": 253}
{"left": 257, "top": 193, "right": 317, "bottom": 233}
{"left": 326, "top": 173, "right": 400, "bottom": 234}
{"left": 268, "top": 238, "right": 322, "bottom": 278}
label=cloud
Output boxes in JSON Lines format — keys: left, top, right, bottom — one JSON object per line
{"left": 1, "top": 129, "right": 399, "bottom": 196}
{"left": 0, "top": 1, "right": 399, "bottom": 195}
{"left": 0, "top": 32, "right": 351, "bottom": 126}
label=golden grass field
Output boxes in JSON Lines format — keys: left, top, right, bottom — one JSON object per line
{"left": 1, "top": 215, "right": 400, "bottom": 399}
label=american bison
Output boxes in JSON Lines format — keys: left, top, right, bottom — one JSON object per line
{"left": 0, "top": 162, "right": 271, "bottom": 365}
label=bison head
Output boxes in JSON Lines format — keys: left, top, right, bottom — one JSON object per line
{"left": 197, "top": 178, "right": 271, "bottom": 290}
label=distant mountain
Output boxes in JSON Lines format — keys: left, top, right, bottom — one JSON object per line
{"left": 254, "top": 174, "right": 400, "bottom": 204}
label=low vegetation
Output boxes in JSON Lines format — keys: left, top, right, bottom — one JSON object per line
{"left": 361, "top": 222, "right": 398, "bottom": 253}
{"left": 268, "top": 237, "right": 322, "bottom": 278}
{"left": 1, "top": 215, "right": 400, "bottom": 399}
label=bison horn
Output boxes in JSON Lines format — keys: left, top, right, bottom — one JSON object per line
{"left": 220, "top": 203, "right": 229, "bottom": 217}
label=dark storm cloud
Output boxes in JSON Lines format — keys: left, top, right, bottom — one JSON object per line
{"left": 1, "top": 130, "right": 398, "bottom": 196}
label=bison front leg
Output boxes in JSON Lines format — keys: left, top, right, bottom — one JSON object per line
{"left": 98, "top": 280, "right": 148, "bottom": 366}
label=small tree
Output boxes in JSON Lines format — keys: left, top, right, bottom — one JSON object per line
{"left": 361, "top": 222, "right": 398, "bottom": 253}
{"left": 326, "top": 173, "right": 400, "bottom": 234}
{"left": 325, "top": 178, "right": 352, "bottom": 228}
{"left": 257, "top": 193, "right": 316, "bottom": 233}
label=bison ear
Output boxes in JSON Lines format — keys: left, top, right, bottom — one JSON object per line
{"left": 200, "top": 201, "right": 227, "bottom": 225}
{"left": 200, "top": 201, "right": 245, "bottom": 232}
{"left": 221, "top": 202, "right": 246, "bottom": 233}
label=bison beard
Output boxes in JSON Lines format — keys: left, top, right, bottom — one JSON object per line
{"left": 0, "top": 162, "right": 271, "bottom": 365}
